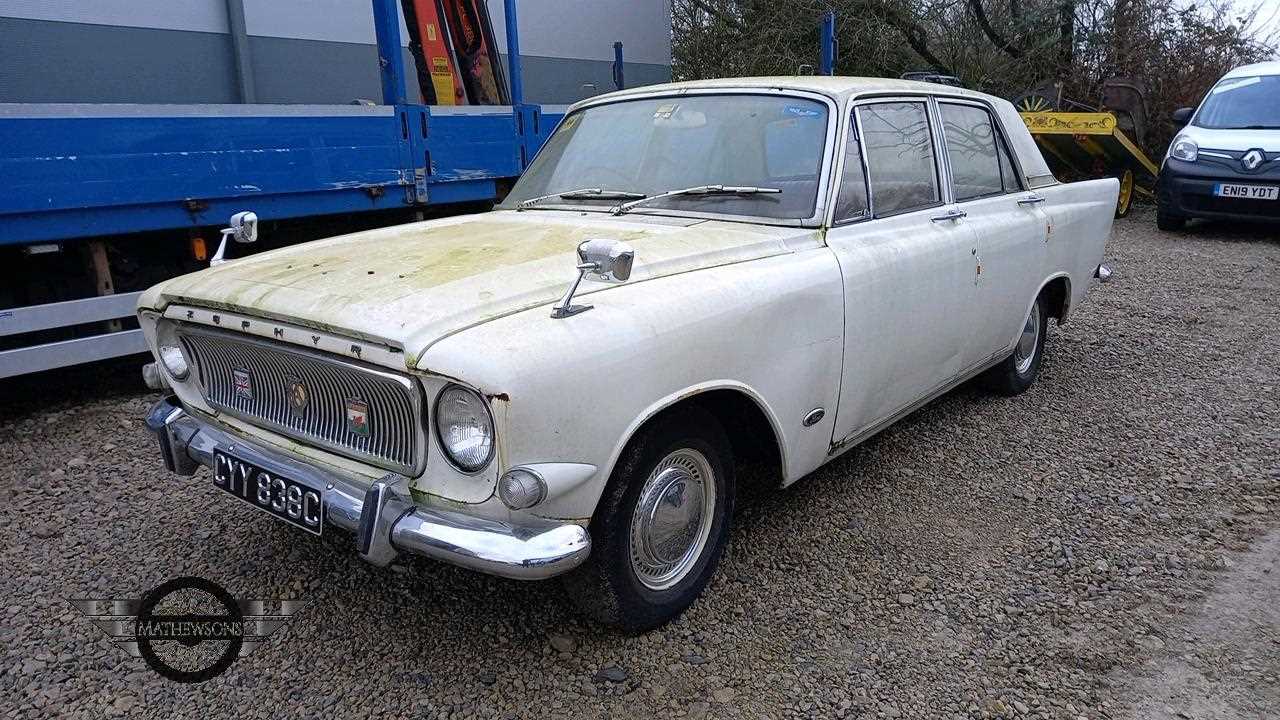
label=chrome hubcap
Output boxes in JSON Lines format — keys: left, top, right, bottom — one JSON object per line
{"left": 1015, "top": 301, "right": 1041, "bottom": 375}
{"left": 629, "top": 448, "right": 716, "bottom": 591}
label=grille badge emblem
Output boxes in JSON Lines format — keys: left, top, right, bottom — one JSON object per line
{"left": 346, "top": 399, "right": 370, "bottom": 437}
{"left": 232, "top": 368, "right": 253, "bottom": 400}
{"left": 1242, "top": 149, "right": 1264, "bottom": 171}
{"left": 286, "top": 377, "right": 309, "bottom": 415}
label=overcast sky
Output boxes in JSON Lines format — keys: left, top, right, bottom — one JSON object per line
{"left": 1246, "top": 0, "right": 1280, "bottom": 48}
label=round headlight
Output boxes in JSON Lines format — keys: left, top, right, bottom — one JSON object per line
{"left": 434, "top": 385, "right": 494, "bottom": 472}
{"left": 158, "top": 344, "right": 189, "bottom": 381}
{"left": 1171, "top": 138, "right": 1198, "bottom": 162}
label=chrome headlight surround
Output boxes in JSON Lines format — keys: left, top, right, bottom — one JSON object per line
{"left": 1170, "top": 137, "right": 1198, "bottom": 162}
{"left": 433, "top": 384, "right": 495, "bottom": 473}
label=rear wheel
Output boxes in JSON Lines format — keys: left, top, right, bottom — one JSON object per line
{"left": 982, "top": 297, "right": 1047, "bottom": 396}
{"left": 561, "top": 407, "right": 734, "bottom": 632}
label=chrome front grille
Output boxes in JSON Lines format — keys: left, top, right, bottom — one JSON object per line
{"left": 180, "top": 327, "right": 423, "bottom": 474}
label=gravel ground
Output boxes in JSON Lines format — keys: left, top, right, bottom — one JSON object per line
{"left": 2, "top": 209, "right": 1278, "bottom": 719}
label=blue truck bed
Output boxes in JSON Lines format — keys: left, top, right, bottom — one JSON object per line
{"left": 0, "top": 102, "right": 563, "bottom": 245}
{"left": 0, "top": 0, "right": 575, "bottom": 379}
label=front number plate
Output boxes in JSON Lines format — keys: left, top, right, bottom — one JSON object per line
{"left": 213, "top": 450, "right": 324, "bottom": 535}
{"left": 1214, "top": 183, "right": 1278, "bottom": 200}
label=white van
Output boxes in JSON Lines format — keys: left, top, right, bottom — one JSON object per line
{"left": 1157, "top": 61, "right": 1280, "bottom": 230}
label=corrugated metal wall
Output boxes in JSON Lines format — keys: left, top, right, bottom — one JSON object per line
{"left": 0, "top": 0, "right": 671, "bottom": 104}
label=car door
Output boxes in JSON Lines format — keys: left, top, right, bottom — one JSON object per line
{"left": 936, "top": 100, "right": 1050, "bottom": 362}
{"left": 826, "top": 97, "right": 981, "bottom": 446}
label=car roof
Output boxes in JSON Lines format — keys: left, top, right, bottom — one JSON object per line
{"left": 571, "top": 76, "right": 998, "bottom": 109}
{"left": 1224, "top": 60, "right": 1280, "bottom": 79}
{"left": 563, "top": 75, "right": 1058, "bottom": 192}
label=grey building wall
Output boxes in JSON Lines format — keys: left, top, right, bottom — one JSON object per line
{"left": 0, "top": 18, "right": 240, "bottom": 103}
{"left": 0, "top": 1, "right": 670, "bottom": 106}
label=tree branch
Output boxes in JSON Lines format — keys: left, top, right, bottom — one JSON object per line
{"left": 855, "top": 1, "right": 953, "bottom": 74}
{"left": 967, "top": 0, "right": 1025, "bottom": 58}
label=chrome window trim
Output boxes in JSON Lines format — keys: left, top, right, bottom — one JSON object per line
{"left": 936, "top": 99, "right": 1028, "bottom": 203}
{"left": 843, "top": 96, "right": 948, "bottom": 221}
{"left": 829, "top": 99, "right": 874, "bottom": 227}
{"left": 179, "top": 323, "right": 428, "bottom": 476}
{"left": 502, "top": 88, "right": 841, "bottom": 228}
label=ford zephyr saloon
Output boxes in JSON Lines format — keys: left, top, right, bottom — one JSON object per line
{"left": 140, "top": 77, "right": 1116, "bottom": 631}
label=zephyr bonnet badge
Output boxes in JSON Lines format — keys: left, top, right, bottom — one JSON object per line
{"left": 1242, "top": 149, "right": 1264, "bottom": 171}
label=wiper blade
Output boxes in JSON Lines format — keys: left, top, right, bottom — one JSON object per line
{"left": 613, "top": 184, "right": 780, "bottom": 215}
{"left": 1222, "top": 125, "right": 1280, "bottom": 130}
{"left": 516, "top": 187, "right": 645, "bottom": 210}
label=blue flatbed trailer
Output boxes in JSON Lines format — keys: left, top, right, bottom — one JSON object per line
{"left": 0, "top": 0, "right": 566, "bottom": 378}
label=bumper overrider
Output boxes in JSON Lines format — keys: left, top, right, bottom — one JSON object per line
{"left": 144, "top": 396, "right": 591, "bottom": 580}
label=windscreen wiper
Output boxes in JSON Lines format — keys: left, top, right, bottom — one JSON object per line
{"left": 516, "top": 187, "right": 646, "bottom": 210}
{"left": 612, "top": 184, "right": 780, "bottom": 216}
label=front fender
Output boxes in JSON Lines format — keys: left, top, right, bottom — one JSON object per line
{"left": 417, "top": 248, "right": 846, "bottom": 521}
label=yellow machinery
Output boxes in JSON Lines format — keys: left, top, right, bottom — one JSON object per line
{"left": 1018, "top": 111, "right": 1157, "bottom": 217}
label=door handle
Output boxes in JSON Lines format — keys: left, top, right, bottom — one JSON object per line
{"left": 930, "top": 208, "right": 967, "bottom": 223}
{"left": 1017, "top": 194, "right": 1046, "bottom": 206}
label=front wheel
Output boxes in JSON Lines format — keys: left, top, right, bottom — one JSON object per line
{"left": 982, "top": 297, "right": 1047, "bottom": 396}
{"left": 561, "top": 407, "right": 734, "bottom": 632}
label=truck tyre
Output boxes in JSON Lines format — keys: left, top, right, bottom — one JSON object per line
{"left": 561, "top": 406, "right": 734, "bottom": 633}
{"left": 983, "top": 296, "right": 1047, "bottom": 396}
{"left": 1156, "top": 207, "right": 1186, "bottom": 231}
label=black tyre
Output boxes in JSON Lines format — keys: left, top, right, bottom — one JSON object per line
{"left": 561, "top": 406, "right": 734, "bottom": 632}
{"left": 982, "top": 296, "right": 1048, "bottom": 396}
{"left": 1156, "top": 206, "right": 1186, "bottom": 231}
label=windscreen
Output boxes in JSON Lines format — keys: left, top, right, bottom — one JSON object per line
{"left": 503, "top": 94, "right": 830, "bottom": 220}
{"left": 1193, "top": 75, "right": 1280, "bottom": 129}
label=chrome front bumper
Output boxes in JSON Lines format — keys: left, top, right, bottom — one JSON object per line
{"left": 144, "top": 396, "right": 591, "bottom": 581}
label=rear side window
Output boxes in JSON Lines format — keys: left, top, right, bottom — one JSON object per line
{"left": 857, "top": 102, "right": 940, "bottom": 216}
{"left": 939, "top": 103, "right": 1004, "bottom": 201}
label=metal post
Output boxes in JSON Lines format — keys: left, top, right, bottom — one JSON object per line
{"left": 225, "top": 0, "right": 256, "bottom": 102}
{"left": 372, "top": 0, "right": 407, "bottom": 106}
{"left": 612, "top": 41, "right": 625, "bottom": 90}
{"left": 819, "top": 11, "right": 836, "bottom": 76}
{"left": 503, "top": 0, "right": 524, "bottom": 105}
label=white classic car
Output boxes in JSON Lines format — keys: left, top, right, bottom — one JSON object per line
{"left": 139, "top": 77, "right": 1116, "bottom": 631}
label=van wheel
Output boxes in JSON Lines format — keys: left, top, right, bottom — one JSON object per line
{"left": 561, "top": 407, "right": 734, "bottom": 633}
{"left": 983, "top": 297, "right": 1047, "bottom": 396}
{"left": 1156, "top": 207, "right": 1186, "bottom": 231}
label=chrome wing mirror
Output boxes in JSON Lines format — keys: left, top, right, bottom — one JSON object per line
{"left": 551, "top": 238, "right": 635, "bottom": 318}
{"left": 210, "top": 211, "right": 259, "bottom": 266}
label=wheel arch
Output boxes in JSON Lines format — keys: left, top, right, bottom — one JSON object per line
{"left": 600, "top": 382, "right": 788, "bottom": 506}
{"left": 1037, "top": 273, "right": 1073, "bottom": 325}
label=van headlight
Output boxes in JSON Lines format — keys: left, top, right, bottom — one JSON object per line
{"left": 1171, "top": 138, "right": 1198, "bottom": 162}
{"left": 434, "top": 385, "right": 494, "bottom": 472}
